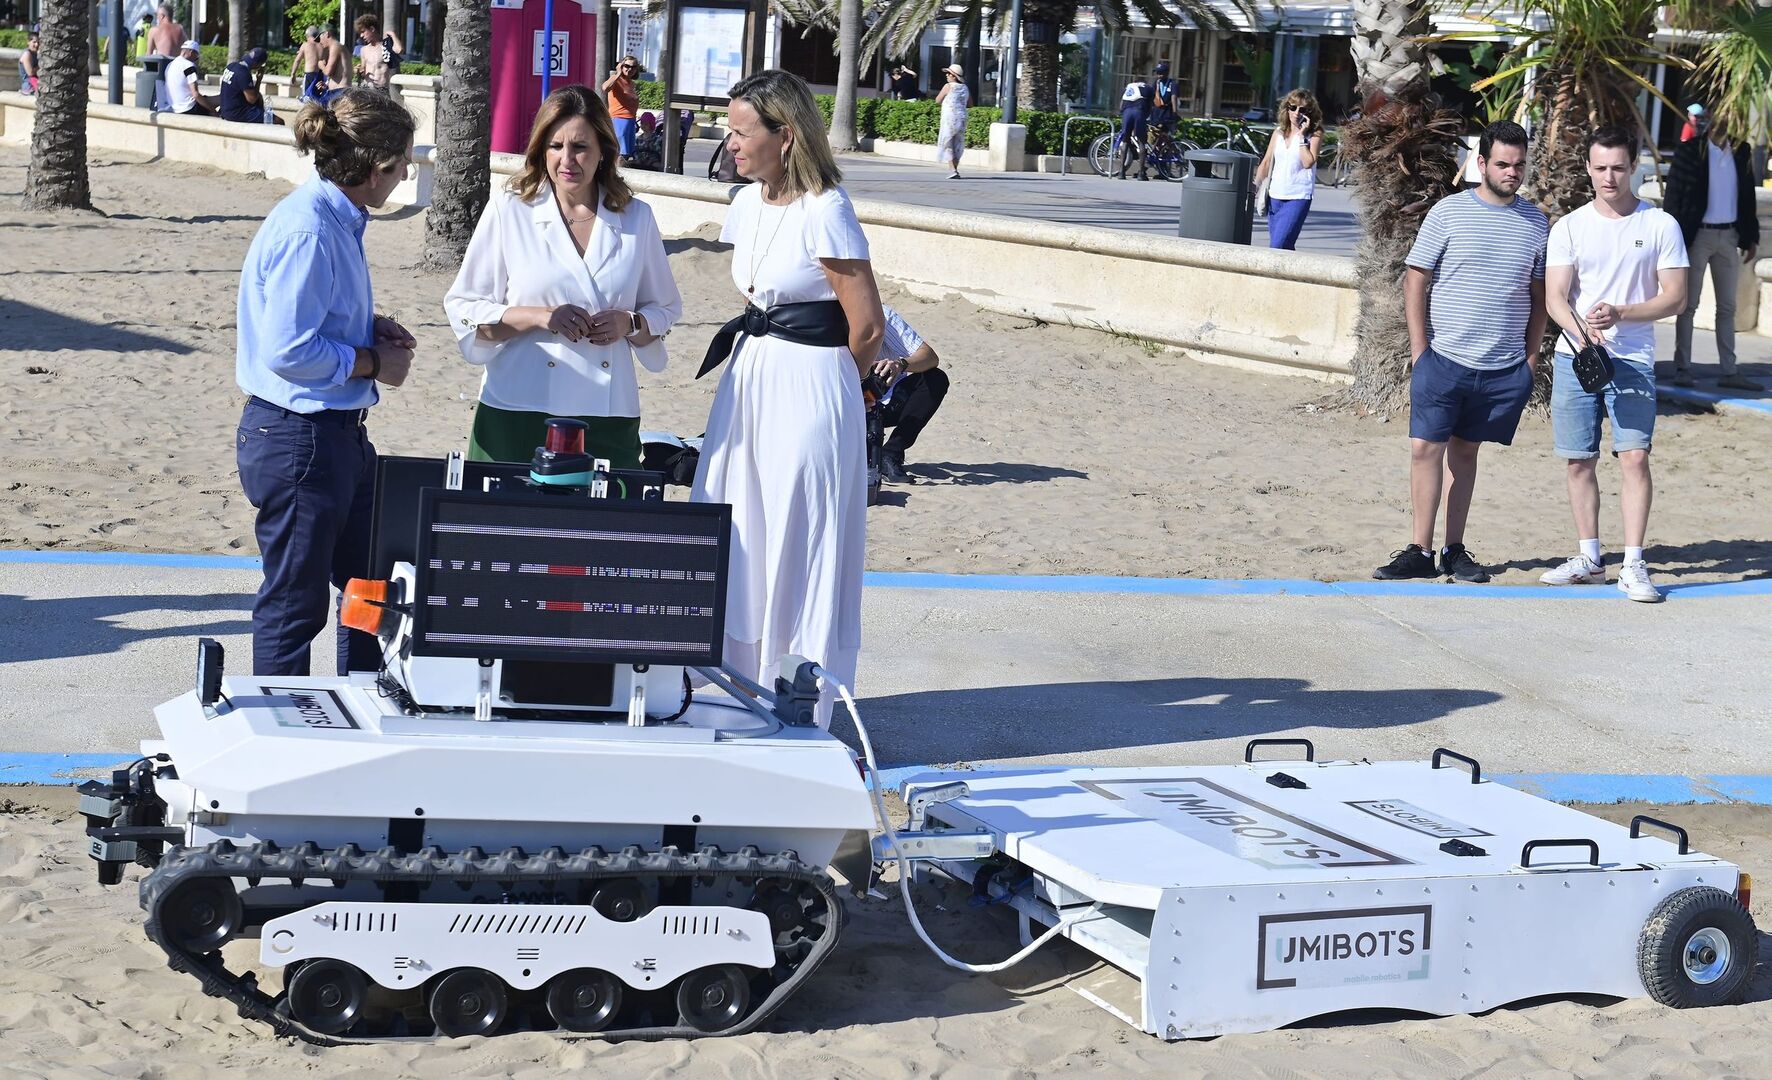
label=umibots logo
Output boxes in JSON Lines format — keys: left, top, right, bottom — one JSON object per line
{"left": 1256, "top": 906, "right": 1433, "bottom": 990}
{"left": 258, "top": 686, "right": 359, "bottom": 730}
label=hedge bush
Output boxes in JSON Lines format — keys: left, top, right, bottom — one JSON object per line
{"left": 806, "top": 93, "right": 1108, "bottom": 156}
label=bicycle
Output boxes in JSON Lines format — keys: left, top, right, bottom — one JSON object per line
{"left": 1088, "top": 125, "right": 1198, "bottom": 182}
{"left": 1196, "top": 117, "right": 1272, "bottom": 157}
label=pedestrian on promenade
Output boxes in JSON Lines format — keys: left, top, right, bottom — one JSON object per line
{"left": 935, "top": 64, "right": 969, "bottom": 180}
{"left": 319, "top": 27, "right": 350, "bottom": 91}
{"left": 602, "top": 55, "right": 641, "bottom": 161}
{"left": 890, "top": 63, "right": 920, "bottom": 100}
{"left": 291, "top": 26, "right": 324, "bottom": 103}
{"left": 1680, "top": 103, "right": 1704, "bottom": 143}
{"left": 17, "top": 28, "right": 37, "bottom": 95}
{"left": 693, "top": 70, "right": 884, "bottom": 727}
{"left": 1115, "top": 70, "right": 1152, "bottom": 179}
{"left": 1374, "top": 121, "right": 1548, "bottom": 584}
{"left": 444, "top": 85, "right": 684, "bottom": 466}
{"left": 1663, "top": 108, "right": 1763, "bottom": 391}
{"left": 353, "top": 14, "right": 402, "bottom": 92}
{"left": 235, "top": 89, "right": 418, "bottom": 676}
{"left": 872, "top": 304, "right": 949, "bottom": 484}
{"left": 220, "top": 47, "right": 284, "bottom": 125}
{"left": 163, "top": 41, "right": 217, "bottom": 117}
{"left": 1541, "top": 125, "right": 1687, "bottom": 602}
{"left": 1149, "top": 62, "right": 1178, "bottom": 150}
{"left": 1254, "top": 89, "right": 1321, "bottom": 250}
{"left": 147, "top": 3, "right": 184, "bottom": 59}
{"left": 132, "top": 13, "right": 152, "bottom": 64}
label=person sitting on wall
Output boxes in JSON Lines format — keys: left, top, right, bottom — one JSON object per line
{"left": 221, "top": 47, "right": 285, "bottom": 125}
{"left": 163, "top": 40, "right": 219, "bottom": 117}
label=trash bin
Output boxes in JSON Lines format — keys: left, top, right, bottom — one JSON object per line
{"left": 1178, "top": 148, "right": 1258, "bottom": 245}
{"left": 135, "top": 54, "right": 168, "bottom": 109}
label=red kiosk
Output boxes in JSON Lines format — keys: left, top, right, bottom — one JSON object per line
{"left": 489, "top": 0, "right": 600, "bottom": 155}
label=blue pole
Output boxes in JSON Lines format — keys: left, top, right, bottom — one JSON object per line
{"left": 541, "top": 0, "right": 556, "bottom": 98}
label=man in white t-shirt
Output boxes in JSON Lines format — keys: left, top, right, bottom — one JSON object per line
{"left": 1543, "top": 125, "right": 1688, "bottom": 603}
{"left": 163, "top": 41, "right": 217, "bottom": 117}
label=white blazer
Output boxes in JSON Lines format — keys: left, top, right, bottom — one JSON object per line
{"left": 443, "top": 185, "right": 684, "bottom": 418}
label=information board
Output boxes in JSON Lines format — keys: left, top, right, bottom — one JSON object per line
{"left": 412, "top": 489, "right": 730, "bottom": 666}
{"left": 672, "top": 3, "right": 747, "bottom": 104}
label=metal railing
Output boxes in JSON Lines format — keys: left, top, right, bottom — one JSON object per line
{"left": 1057, "top": 114, "right": 1117, "bottom": 176}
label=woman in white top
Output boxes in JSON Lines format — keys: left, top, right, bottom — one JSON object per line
{"left": 1254, "top": 88, "right": 1322, "bottom": 251}
{"left": 934, "top": 64, "right": 970, "bottom": 180}
{"left": 693, "top": 69, "right": 885, "bottom": 727}
{"left": 444, "top": 84, "right": 683, "bottom": 465}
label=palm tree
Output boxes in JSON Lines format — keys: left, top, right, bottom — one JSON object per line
{"left": 1338, "top": 0, "right": 1462, "bottom": 414}
{"left": 228, "top": 0, "right": 247, "bottom": 60}
{"left": 25, "top": 0, "right": 94, "bottom": 211}
{"left": 420, "top": 0, "right": 493, "bottom": 273}
{"left": 1689, "top": 1, "right": 1772, "bottom": 146}
{"left": 593, "top": 0, "right": 610, "bottom": 85}
{"left": 830, "top": 0, "right": 863, "bottom": 149}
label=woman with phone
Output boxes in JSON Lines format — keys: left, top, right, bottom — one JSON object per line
{"left": 1254, "top": 89, "right": 1323, "bottom": 250}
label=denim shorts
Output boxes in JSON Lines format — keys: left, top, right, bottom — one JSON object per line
{"left": 1550, "top": 351, "right": 1656, "bottom": 459}
{"left": 1409, "top": 346, "right": 1534, "bottom": 445}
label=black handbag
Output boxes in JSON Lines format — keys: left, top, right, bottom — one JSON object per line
{"left": 1560, "top": 329, "right": 1616, "bottom": 393}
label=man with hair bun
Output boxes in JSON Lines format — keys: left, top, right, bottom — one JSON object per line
{"left": 234, "top": 90, "right": 419, "bottom": 675}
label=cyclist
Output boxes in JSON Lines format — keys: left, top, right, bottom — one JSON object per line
{"left": 1149, "top": 62, "right": 1178, "bottom": 150}
{"left": 1117, "top": 71, "right": 1153, "bottom": 180}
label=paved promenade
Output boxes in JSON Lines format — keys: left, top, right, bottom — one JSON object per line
{"left": 3, "top": 555, "right": 1767, "bottom": 786}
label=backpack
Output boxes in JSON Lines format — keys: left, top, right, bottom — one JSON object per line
{"left": 707, "top": 132, "right": 751, "bottom": 185}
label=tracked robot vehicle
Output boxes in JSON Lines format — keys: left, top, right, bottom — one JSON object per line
{"left": 75, "top": 423, "right": 1759, "bottom": 1044}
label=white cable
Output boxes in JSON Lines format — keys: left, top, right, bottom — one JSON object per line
{"left": 813, "top": 665, "right": 1102, "bottom": 974}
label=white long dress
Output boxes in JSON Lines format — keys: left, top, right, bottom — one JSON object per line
{"left": 692, "top": 184, "right": 870, "bottom": 727}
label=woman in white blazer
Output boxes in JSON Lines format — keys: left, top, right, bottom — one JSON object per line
{"left": 444, "top": 84, "right": 684, "bottom": 465}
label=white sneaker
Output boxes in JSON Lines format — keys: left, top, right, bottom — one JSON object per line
{"left": 1617, "top": 559, "right": 1665, "bottom": 603}
{"left": 1541, "top": 556, "right": 1605, "bottom": 585}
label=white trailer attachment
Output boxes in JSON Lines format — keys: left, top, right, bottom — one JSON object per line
{"left": 903, "top": 744, "right": 1756, "bottom": 1039}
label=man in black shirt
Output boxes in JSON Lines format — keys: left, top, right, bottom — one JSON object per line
{"left": 890, "top": 64, "right": 920, "bottom": 100}
{"left": 220, "top": 47, "right": 284, "bottom": 125}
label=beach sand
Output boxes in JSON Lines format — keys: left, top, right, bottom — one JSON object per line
{"left": 3, "top": 145, "right": 1770, "bottom": 585}
{"left": 2, "top": 786, "right": 1768, "bottom": 1078}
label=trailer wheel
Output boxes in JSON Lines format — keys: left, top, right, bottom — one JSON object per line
{"left": 676, "top": 964, "right": 751, "bottom": 1032}
{"left": 545, "top": 968, "right": 623, "bottom": 1032}
{"left": 1637, "top": 886, "right": 1757, "bottom": 1008}
{"left": 161, "top": 878, "right": 243, "bottom": 953}
{"left": 286, "top": 958, "right": 369, "bottom": 1036}
{"left": 428, "top": 968, "right": 509, "bottom": 1037}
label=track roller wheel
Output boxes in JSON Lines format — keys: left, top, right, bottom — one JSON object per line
{"left": 590, "top": 878, "right": 648, "bottom": 922}
{"left": 162, "top": 877, "right": 244, "bottom": 953}
{"left": 286, "top": 958, "right": 370, "bottom": 1036}
{"left": 428, "top": 968, "right": 509, "bottom": 1037}
{"left": 545, "top": 968, "right": 623, "bottom": 1032}
{"left": 676, "top": 964, "right": 751, "bottom": 1032}
{"left": 1637, "top": 886, "right": 1757, "bottom": 1008}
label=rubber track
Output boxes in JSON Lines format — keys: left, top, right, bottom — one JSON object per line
{"left": 137, "top": 839, "right": 843, "bottom": 1044}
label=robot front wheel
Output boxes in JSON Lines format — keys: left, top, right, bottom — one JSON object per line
{"left": 1637, "top": 885, "right": 1758, "bottom": 1009}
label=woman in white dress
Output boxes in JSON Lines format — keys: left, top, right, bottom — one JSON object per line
{"left": 443, "top": 84, "right": 682, "bottom": 465}
{"left": 693, "top": 69, "right": 885, "bottom": 727}
{"left": 934, "top": 64, "right": 970, "bottom": 180}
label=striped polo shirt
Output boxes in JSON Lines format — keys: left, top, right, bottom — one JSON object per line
{"left": 1405, "top": 190, "right": 1550, "bottom": 371}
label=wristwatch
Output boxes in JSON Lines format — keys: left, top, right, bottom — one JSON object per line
{"left": 624, "top": 310, "right": 648, "bottom": 340}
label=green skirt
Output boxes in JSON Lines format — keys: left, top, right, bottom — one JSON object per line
{"left": 467, "top": 405, "right": 643, "bottom": 469}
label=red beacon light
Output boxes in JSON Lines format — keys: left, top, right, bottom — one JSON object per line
{"left": 543, "top": 418, "right": 588, "bottom": 456}
{"left": 531, "top": 418, "right": 594, "bottom": 488}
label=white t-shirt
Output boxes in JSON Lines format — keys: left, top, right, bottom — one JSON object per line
{"left": 1704, "top": 141, "right": 1737, "bottom": 224}
{"left": 164, "top": 55, "right": 198, "bottom": 113}
{"left": 1546, "top": 200, "right": 1688, "bottom": 364}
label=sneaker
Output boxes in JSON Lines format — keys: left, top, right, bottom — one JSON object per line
{"left": 1617, "top": 559, "right": 1665, "bottom": 603}
{"left": 1540, "top": 556, "right": 1605, "bottom": 586}
{"left": 879, "top": 455, "right": 911, "bottom": 484}
{"left": 1439, "top": 544, "right": 1491, "bottom": 583}
{"left": 1671, "top": 369, "right": 1697, "bottom": 387}
{"left": 1717, "top": 374, "right": 1765, "bottom": 392}
{"left": 948, "top": 171, "right": 961, "bottom": 179}
{"left": 1373, "top": 545, "right": 1439, "bottom": 580}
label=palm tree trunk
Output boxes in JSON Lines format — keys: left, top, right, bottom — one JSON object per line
{"left": 420, "top": 0, "right": 492, "bottom": 273}
{"left": 1018, "top": 40, "right": 1058, "bottom": 111}
{"left": 829, "top": 0, "right": 862, "bottom": 150}
{"left": 26, "top": 0, "right": 94, "bottom": 211}
{"left": 87, "top": 1, "right": 100, "bottom": 75}
{"left": 592, "top": 0, "right": 610, "bottom": 87}
{"left": 1340, "top": 0, "right": 1459, "bottom": 415}
{"left": 383, "top": 0, "right": 404, "bottom": 49}
{"left": 227, "top": 0, "right": 246, "bottom": 61}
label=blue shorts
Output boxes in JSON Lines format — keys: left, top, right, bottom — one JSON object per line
{"left": 1409, "top": 346, "right": 1534, "bottom": 445}
{"left": 1550, "top": 351, "right": 1655, "bottom": 459}
{"left": 613, "top": 116, "right": 637, "bottom": 157}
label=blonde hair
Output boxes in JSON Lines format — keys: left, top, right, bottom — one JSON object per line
{"left": 507, "top": 84, "right": 633, "bottom": 211}
{"left": 728, "top": 69, "right": 841, "bottom": 201}
{"left": 292, "top": 89, "right": 415, "bottom": 187}
{"left": 1277, "top": 88, "right": 1322, "bottom": 139}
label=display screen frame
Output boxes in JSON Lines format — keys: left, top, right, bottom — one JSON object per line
{"left": 410, "top": 487, "right": 731, "bottom": 667}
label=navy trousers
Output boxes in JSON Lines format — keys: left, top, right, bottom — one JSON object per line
{"left": 236, "top": 397, "right": 382, "bottom": 677}
{"left": 880, "top": 368, "right": 951, "bottom": 459}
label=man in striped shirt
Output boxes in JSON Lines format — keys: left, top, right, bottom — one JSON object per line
{"left": 873, "top": 305, "right": 949, "bottom": 483}
{"left": 1374, "top": 121, "right": 1549, "bottom": 584}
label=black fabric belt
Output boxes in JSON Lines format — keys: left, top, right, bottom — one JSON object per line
{"left": 697, "top": 300, "right": 850, "bottom": 379}
{"left": 1700, "top": 221, "right": 1738, "bottom": 229}
{"left": 247, "top": 395, "right": 367, "bottom": 427}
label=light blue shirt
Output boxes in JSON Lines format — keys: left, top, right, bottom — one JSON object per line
{"left": 236, "top": 175, "right": 377, "bottom": 412}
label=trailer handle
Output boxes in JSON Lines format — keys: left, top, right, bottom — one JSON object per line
{"left": 1628, "top": 815, "right": 1691, "bottom": 855}
{"left": 1431, "top": 748, "right": 1482, "bottom": 784}
{"left": 1520, "top": 838, "right": 1600, "bottom": 868}
{"left": 1244, "top": 738, "right": 1315, "bottom": 763}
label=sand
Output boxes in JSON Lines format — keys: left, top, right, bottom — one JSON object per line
{"left": 3, "top": 144, "right": 1770, "bottom": 585}
{"left": 2, "top": 786, "right": 1768, "bottom": 1078}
